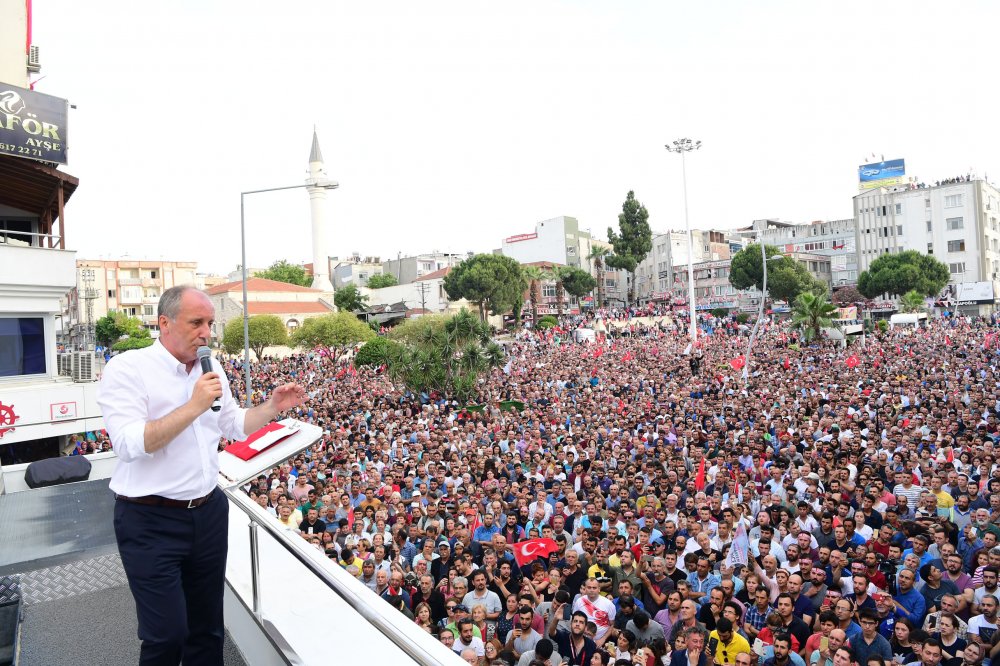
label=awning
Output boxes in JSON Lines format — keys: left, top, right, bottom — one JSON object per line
{"left": 0, "top": 154, "right": 78, "bottom": 248}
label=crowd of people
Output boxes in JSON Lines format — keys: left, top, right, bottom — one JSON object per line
{"left": 224, "top": 308, "right": 1000, "bottom": 666}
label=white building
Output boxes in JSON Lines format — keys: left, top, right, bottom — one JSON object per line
{"left": 381, "top": 252, "right": 467, "bottom": 285}
{"left": 634, "top": 230, "right": 732, "bottom": 304}
{"left": 331, "top": 254, "right": 383, "bottom": 289}
{"left": 363, "top": 267, "right": 470, "bottom": 314}
{"left": 854, "top": 177, "right": 1000, "bottom": 312}
{"left": 500, "top": 216, "right": 627, "bottom": 306}
{"left": 749, "top": 218, "right": 859, "bottom": 288}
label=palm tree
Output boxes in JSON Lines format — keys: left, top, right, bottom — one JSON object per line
{"left": 552, "top": 265, "right": 574, "bottom": 318}
{"left": 587, "top": 247, "right": 612, "bottom": 309}
{"left": 522, "top": 266, "right": 545, "bottom": 326}
{"left": 899, "top": 290, "right": 926, "bottom": 313}
{"left": 791, "top": 291, "right": 838, "bottom": 342}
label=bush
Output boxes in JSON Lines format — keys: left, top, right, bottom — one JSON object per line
{"left": 355, "top": 337, "right": 401, "bottom": 367}
{"left": 710, "top": 308, "right": 729, "bottom": 319}
{"left": 735, "top": 313, "right": 751, "bottom": 324}
{"left": 536, "top": 315, "right": 558, "bottom": 329}
{"left": 876, "top": 320, "right": 888, "bottom": 333}
{"left": 112, "top": 337, "right": 155, "bottom": 352}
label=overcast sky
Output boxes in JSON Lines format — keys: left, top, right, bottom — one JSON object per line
{"left": 32, "top": 1, "right": 1000, "bottom": 274}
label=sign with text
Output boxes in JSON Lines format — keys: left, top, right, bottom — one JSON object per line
{"left": 50, "top": 401, "right": 78, "bottom": 420}
{"left": 0, "top": 83, "right": 69, "bottom": 164}
{"left": 859, "top": 159, "right": 905, "bottom": 182}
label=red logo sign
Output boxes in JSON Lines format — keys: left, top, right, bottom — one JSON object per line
{"left": 0, "top": 402, "right": 19, "bottom": 438}
{"left": 503, "top": 232, "right": 538, "bottom": 244}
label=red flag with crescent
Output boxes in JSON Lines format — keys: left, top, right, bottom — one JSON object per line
{"left": 730, "top": 355, "right": 746, "bottom": 371}
{"left": 694, "top": 458, "right": 707, "bottom": 491}
{"left": 510, "top": 538, "right": 560, "bottom": 566}
{"left": 783, "top": 357, "right": 790, "bottom": 370}
{"left": 846, "top": 354, "right": 860, "bottom": 369}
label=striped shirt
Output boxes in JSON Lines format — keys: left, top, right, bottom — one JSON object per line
{"left": 745, "top": 603, "right": 774, "bottom": 632}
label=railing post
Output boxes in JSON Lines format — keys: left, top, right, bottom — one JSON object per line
{"left": 249, "top": 522, "right": 261, "bottom": 619}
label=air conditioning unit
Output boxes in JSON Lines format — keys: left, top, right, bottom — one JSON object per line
{"left": 26, "top": 45, "right": 40, "bottom": 73}
{"left": 57, "top": 353, "right": 73, "bottom": 376}
{"left": 71, "top": 351, "right": 95, "bottom": 382}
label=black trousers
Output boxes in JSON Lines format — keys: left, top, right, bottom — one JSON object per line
{"left": 114, "top": 488, "right": 228, "bottom": 666}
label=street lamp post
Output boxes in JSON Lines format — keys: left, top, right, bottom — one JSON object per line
{"left": 665, "top": 138, "right": 702, "bottom": 341}
{"left": 240, "top": 180, "right": 338, "bottom": 407}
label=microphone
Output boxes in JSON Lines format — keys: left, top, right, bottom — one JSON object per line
{"left": 196, "top": 346, "right": 222, "bottom": 412}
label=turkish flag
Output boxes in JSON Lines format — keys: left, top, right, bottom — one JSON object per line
{"left": 510, "top": 538, "right": 560, "bottom": 566}
{"left": 730, "top": 355, "right": 746, "bottom": 371}
{"left": 694, "top": 458, "right": 707, "bottom": 491}
{"left": 846, "top": 354, "right": 860, "bottom": 369}
{"left": 945, "top": 335, "right": 952, "bottom": 346}
{"left": 783, "top": 357, "right": 790, "bottom": 370}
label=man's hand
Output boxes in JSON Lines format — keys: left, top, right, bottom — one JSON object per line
{"left": 191, "top": 371, "right": 223, "bottom": 412}
{"left": 269, "top": 383, "right": 307, "bottom": 413}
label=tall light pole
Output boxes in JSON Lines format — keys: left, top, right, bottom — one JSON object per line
{"left": 665, "top": 138, "right": 702, "bottom": 341}
{"left": 240, "top": 179, "right": 338, "bottom": 407}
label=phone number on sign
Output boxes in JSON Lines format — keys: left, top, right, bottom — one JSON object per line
{"left": 0, "top": 143, "right": 47, "bottom": 158}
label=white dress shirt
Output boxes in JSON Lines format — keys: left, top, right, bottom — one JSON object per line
{"left": 98, "top": 340, "right": 247, "bottom": 499}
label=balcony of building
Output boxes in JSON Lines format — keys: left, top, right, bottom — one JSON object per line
{"left": 116, "top": 277, "right": 141, "bottom": 286}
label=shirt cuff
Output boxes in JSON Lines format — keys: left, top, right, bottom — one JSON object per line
{"left": 117, "top": 421, "right": 153, "bottom": 462}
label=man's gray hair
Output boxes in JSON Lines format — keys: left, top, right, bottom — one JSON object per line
{"left": 158, "top": 285, "right": 201, "bottom": 320}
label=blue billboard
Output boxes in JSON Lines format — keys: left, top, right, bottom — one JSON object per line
{"left": 858, "top": 159, "right": 905, "bottom": 182}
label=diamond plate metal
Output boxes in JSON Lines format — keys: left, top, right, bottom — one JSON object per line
{"left": 0, "top": 574, "right": 21, "bottom": 604}
{"left": 19, "top": 553, "right": 127, "bottom": 606}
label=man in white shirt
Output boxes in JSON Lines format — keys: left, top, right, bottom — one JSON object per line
{"left": 573, "top": 577, "right": 617, "bottom": 647}
{"left": 99, "top": 287, "right": 305, "bottom": 665}
{"left": 453, "top": 618, "right": 486, "bottom": 657}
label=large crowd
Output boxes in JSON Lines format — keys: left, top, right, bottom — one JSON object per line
{"left": 221, "top": 309, "right": 1000, "bottom": 666}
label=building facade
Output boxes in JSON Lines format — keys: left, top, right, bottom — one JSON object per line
{"left": 206, "top": 277, "right": 334, "bottom": 343}
{"left": 750, "top": 218, "right": 858, "bottom": 287}
{"left": 331, "top": 254, "right": 384, "bottom": 289}
{"left": 62, "top": 258, "right": 198, "bottom": 348}
{"left": 634, "top": 230, "right": 731, "bottom": 304}
{"left": 381, "top": 252, "right": 468, "bottom": 285}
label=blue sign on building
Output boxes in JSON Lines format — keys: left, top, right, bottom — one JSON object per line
{"left": 858, "top": 159, "right": 905, "bottom": 182}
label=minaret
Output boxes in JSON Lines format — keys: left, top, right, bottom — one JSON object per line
{"left": 307, "top": 129, "right": 336, "bottom": 292}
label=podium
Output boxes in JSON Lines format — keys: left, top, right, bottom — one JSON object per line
{"left": 217, "top": 418, "right": 324, "bottom": 489}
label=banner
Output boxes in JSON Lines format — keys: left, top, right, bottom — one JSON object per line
{"left": 858, "top": 159, "right": 905, "bottom": 183}
{"left": 0, "top": 83, "right": 69, "bottom": 164}
{"left": 725, "top": 522, "right": 749, "bottom": 568}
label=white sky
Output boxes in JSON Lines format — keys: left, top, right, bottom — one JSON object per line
{"left": 32, "top": 1, "right": 1000, "bottom": 275}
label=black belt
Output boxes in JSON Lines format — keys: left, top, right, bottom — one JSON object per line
{"left": 115, "top": 490, "right": 214, "bottom": 509}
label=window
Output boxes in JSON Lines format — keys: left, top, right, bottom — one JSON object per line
{"left": 928, "top": 243, "right": 934, "bottom": 254}
{"left": 947, "top": 240, "right": 966, "bottom": 252}
{"left": 945, "top": 194, "right": 963, "bottom": 208}
{"left": 107, "top": 290, "right": 116, "bottom": 299}
{"left": 895, "top": 203, "right": 903, "bottom": 215}
{"left": 142, "top": 305, "right": 154, "bottom": 316}
{"left": 605, "top": 278, "right": 615, "bottom": 288}
{"left": 949, "top": 262, "right": 965, "bottom": 274}
{"left": 897, "top": 225, "right": 903, "bottom": 235}
{"left": 926, "top": 220, "right": 932, "bottom": 232}
{"left": 542, "top": 284, "right": 557, "bottom": 298}
{"left": 122, "top": 307, "right": 138, "bottom": 316}
{"left": 0, "top": 318, "right": 46, "bottom": 377}
{"left": 946, "top": 217, "right": 964, "bottom": 230}
{"left": 148, "top": 270, "right": 157, "bottom": 279}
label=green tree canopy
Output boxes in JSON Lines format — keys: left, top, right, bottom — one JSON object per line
{"left": 857, "top": 250, "right": 950, "bottom": 298}
{"left": 354, "top": 337, "right": 402, "bottom": 367}
{"left": 560, "top": 267, "right": 598, "bottom": 299}
{"left": 334, "top": 284, "right": 369, "bottom": 312}
{"left": 443, "top": 254, "right": 527, "bottom": 320}
{"left": 111, "top": 337, "right": 155, "bottom": 352}
{"left": 729, "top": 244, "right": 818, "bottom": 303}
{"left": 790, "top": 291, "right": 838, "bottom": 342}
{"left": 253, "top": 260, "right": 311, "bottom": 287}
{"left": 386, "top": 308, "right": 504, "bottom": 402}
{"left": 95, "top": 310, "right": 147, "bottom": 347}
{"left": 366, "top": 273, "right": 398, "bottom": 289}
{"left": 289, "top": 312, "right": 375, "bottom": 348}
{"left": 386, "top": 314, "right": 449, "bottom": 344}
{"left": 221, "top": 314, "right": 288, "bottom": 360}
{"left": 607, "top": 191, "right": 652, "bottom": 305}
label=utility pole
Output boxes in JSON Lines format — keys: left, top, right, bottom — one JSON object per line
{"left": 416, "top": 281, "right": 430, "bottom": 312}
{"left": 81, "top": 268, "right": 98, "bottom": 351}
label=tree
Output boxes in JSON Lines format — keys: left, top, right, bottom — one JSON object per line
{"left": 111, "top": 337, "right": 154, "bottom": 352}
{"left": 832, "top": 286, "right": 865, "bottom": 305}
{"left": 254, "top": 260, "right": 311, "bottom": 287}
{"left": 289, "top": 312, "right": 375, "bottom": 348}
{"left": 522, "top": 266, "right": 546, "bottom": 326}
{"left": 334, "top": 284, "right": 369, "bottom": 312}
{"left": 857, "top": 250, "right": 950, "bottom": 298}
{"left": 386, "top": 308, "right": 504, "bottom": 402}
{"left": 729, "top": 244, "right": 816, "bottom": 303}
{"left": 354, "top": 337, "right": 402, "bottom": 367}
{"left": 607, "top": 191, "right": 653, "bottom": 306}
{"left": 560, "top": 267, "right": 598, "bottom": 306}
{"left": 551, "top": 265, "right": 576, "bottom": 317}
{"left": 899, "top": 289, "right": 927, "bottom": 313}
{"left": 221, "top": 314, "right": 288, "bottom": 360}
{"left": 386, "top": 314, "right": 449, "bottom": 344}
{"left": 536, "top": 315, "right": 558, "bottom": 330}
{"left": 443, "top": 254, "right": 527, "bottom": 320}
{"left": 95, "top": 310, "right": 147, "bottom": 347}
{"left": 366, "top": 273, "right": 398, "bottom": 289}
{"left": 587, "top": 247, "right": 612, "bottom": 308}
{"left": 790, "top": 291, "right": 838, "bottom": 342}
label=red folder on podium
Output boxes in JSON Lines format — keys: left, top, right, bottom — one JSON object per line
{"left": 224, "top": 422, "right": 300, "bottom": 461}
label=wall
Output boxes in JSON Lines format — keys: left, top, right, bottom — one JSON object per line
{"left": 0, "top": 0, "right": 28, "bottom": 88}
{"left": 501, "top": 217, "right": 571, "bottom": 265}
{"left": 0, "top": 379, "right": 103, "bottom": 446}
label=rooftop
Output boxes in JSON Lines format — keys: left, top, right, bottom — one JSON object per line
{"left": 245, "top": 301, "right": 334, "bottom": 315}
{"left": 206, "top": 277, "right": 322, "bottom": 295}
